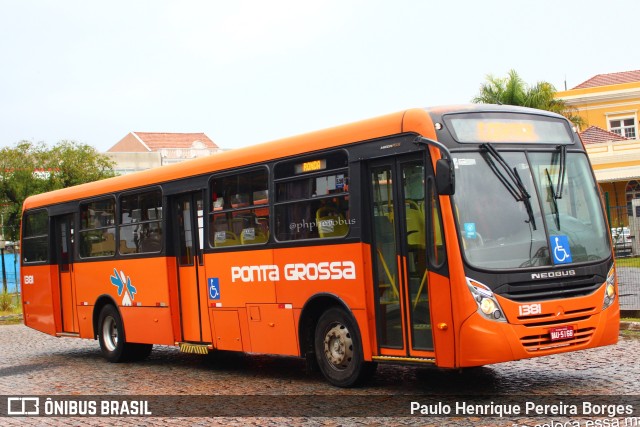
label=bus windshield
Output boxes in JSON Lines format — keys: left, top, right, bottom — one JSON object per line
{"left": 453, "top": 150, "right": 610, "bottom": 269}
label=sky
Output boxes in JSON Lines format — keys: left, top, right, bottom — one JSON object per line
{"left": 1, "top": 0, "right": 638, "bottom": 152}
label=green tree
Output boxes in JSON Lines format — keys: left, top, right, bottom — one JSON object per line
{"left": 47, "top": 140, "right": 116, "bottom": 188}
{"left": 473, "top": 69, "right": 585, "bottom": 128}
{"left": 0, "top": 140, "right": 115, "bottom": 241}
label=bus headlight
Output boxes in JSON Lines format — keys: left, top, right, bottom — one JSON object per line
{"left": 467, "top": 278, "right": 506, "bottom": 322}
{"left": 603, "top": 266, "right": 616, "bottom": 310}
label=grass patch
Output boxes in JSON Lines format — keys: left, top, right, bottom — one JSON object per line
{"left": 614, "top": 257, "right": 640, "bottom": 268}
{"left": 620, "top": 317, "right": 640, "bottom": 339}
{"left": 621, "top": 329, "right": 640, "bottom": 339}
{"left": 0, "top": 292, "right": 22, "bottom": 315}
{"left": 0, "top": 293, "right": 23, "bottom": 325}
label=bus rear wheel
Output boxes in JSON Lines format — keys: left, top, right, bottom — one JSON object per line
{"left": 98, "top": 304, "right": 152, "bottom": 362}
{"left": 314, "top": 307, "right": 376, "bottom": 387}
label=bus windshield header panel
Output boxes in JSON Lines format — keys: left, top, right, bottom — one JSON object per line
{"left": 444, "top": 112, "right": 574, "bottom": 144}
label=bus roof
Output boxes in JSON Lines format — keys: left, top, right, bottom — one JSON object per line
{"left": 23, "top": 108, "right": 439, "bottom": 210}
{"left": 424, "top": 103, "right": 567, "bottom": 121}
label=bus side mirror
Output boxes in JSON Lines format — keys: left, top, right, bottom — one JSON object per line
{"left": 436, "top": 159, "right": 455, "bottom": 195}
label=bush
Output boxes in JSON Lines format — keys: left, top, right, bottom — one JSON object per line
{"left": 0, "top": 291, "right": 14, "bottom": 311}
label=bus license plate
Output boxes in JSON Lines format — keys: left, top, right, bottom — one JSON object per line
{"left": 549, "top": 325, "right": 574, "bottom": 341}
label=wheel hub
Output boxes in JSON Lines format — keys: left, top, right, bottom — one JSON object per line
{"left": 323, "top": 322, "right": 353, "bottom": 370}
{"left": 102, "top": 315, "right": 118, "bottom": 352}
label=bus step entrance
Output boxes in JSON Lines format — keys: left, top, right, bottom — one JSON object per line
{"left": 178, "top": 342, "right": 211, "bottom": 355}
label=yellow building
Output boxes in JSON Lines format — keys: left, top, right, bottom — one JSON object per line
{"left": 556, "top": 70, "right": 640, "bottom": 229}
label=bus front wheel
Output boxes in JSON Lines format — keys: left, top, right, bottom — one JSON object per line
{"left": 98, "top": 305, "right": 152, "bottom": 362}
{"left": 314, "top": 307, "right": 375, "bottom": 387}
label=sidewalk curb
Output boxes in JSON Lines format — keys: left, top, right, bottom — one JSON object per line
{"left": 0, "top": 313, "right": 23, "bottom": 324}
{"left": 620, "top": 321, "right": 640, "bottom": 331}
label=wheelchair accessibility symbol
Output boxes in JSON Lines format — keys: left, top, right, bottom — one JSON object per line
{"left": 208, "top": 278, "right": 220, "bottom": 300}
{"left": 550, "top": 235, "right": 572, "bottom": 265}
{"left": 464, "top": 222, "right": 477, "bottom": 239}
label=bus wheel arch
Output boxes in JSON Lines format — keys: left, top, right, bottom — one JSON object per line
{"left": 93, "top": 295, "right": 119, "bottom": 341}
{"left": 299, "top": 294, "right": 375, "bottom": 387}
{"left": 298, "top": 294, "right": 349, "bottom": 361}
{"left": 94, "top": 298, "right": 152, "bottom": 363}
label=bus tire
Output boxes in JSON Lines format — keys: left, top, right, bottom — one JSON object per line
{"left": 314, "top": 307, "right": 375, "bottom": 387}
{"left": 98, "top": 305, "right": 152, "bottom": 362}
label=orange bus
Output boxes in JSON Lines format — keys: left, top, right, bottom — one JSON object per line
{"left": 20, "top": 105, "right": 619, "bottom": 387}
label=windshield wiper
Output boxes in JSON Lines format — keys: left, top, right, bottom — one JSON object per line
{"left": 545, "top": 168, "right": 561, "bottom": 230}
{"left": 480, "top": 143, "right": 536, "bottom": 230}
{"left": 545, "top": 144, "right": 567, "bottom": 229}
{"left": 554, "top": 144, "right": 567, "bottom": 199}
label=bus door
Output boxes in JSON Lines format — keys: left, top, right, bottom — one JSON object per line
{"left": 368, "top": 153, "right": 445, "bottom": 358}
{"left": 54, "top": 214, "right": 78, "bottom": 334}
{"left": 171, "top": 192, "right": 211, "bottom": 343}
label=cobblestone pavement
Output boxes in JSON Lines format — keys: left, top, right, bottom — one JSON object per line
{"left": 0, "top": 324, "right": 638, "bottom": 426}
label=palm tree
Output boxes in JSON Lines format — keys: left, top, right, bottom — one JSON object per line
{"left": 473, "top": 69, "right": 585, "bottom": 129}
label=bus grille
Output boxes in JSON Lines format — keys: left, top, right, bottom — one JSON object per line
{"left": 517, "top": 313, "right": 593, "bottom": 327}
{"left": 496, "top": 275, "right": 602, "bottom": 302}
{"left": 520, "top": 327, "right": 595, "bottom": 352}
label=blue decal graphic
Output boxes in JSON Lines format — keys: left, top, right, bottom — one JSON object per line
{"left": 110, "top": 268, "right": 137, "bottom": 306}
{"left": 208, "top": 278, "right": 220, "bottom": 300}
{"left": 464, "top": 222, "right": 477, "bottom": 239}
{"left": 550, "top": 235, "right": 572, "bottom": 265}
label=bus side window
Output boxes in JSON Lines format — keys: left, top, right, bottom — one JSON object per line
{"left": 118, "top": 190, "right": 163, "bottom": 255}
{"left": 209, "top": 168, "right": 269, "bottom": 248}
{"left": 274, "top": 151, "right": 350, "bottom": 242}
{"left": 79, "top": 199, "right": 116, "bottom": 258}
{"left": 22, "top": 210, "right": 49, "bottom": 263}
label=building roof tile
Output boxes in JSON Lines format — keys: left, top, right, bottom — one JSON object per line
{"left": 573, "top": 70, "right": 640, "bottom": 89}
{"left": 579, "top": 126, "right": 629, "bottom": 144}
{"left": 133, "top": 132, "right": 218, "bottom": 151}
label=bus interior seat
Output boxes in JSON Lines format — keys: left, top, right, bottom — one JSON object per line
{"left": 119, "top": 239, "right": 136, "bottom": 254}
{"left": 241, "top": 227, "right": 269, "bottom": 245}
{"left": 214, "top": 230, "right": 239, "bottom": 247}
{"left": 316, "top": 206, "right": 348, "bottom": 238}
{"left": 91, "top": 233, "right": 115, "bottom": 256}
{"left": 405, "top": 200, "right": 425, "bottom": 248}
{"left": 212, "top": 216, "right": 240, "bottom": 247}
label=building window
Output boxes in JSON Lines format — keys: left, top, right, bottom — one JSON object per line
{"left": 626, "top": 180, "right": 640, "bottom": 217}
{"left": 610, "top": 118, "right": 636, "bottom": 139}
